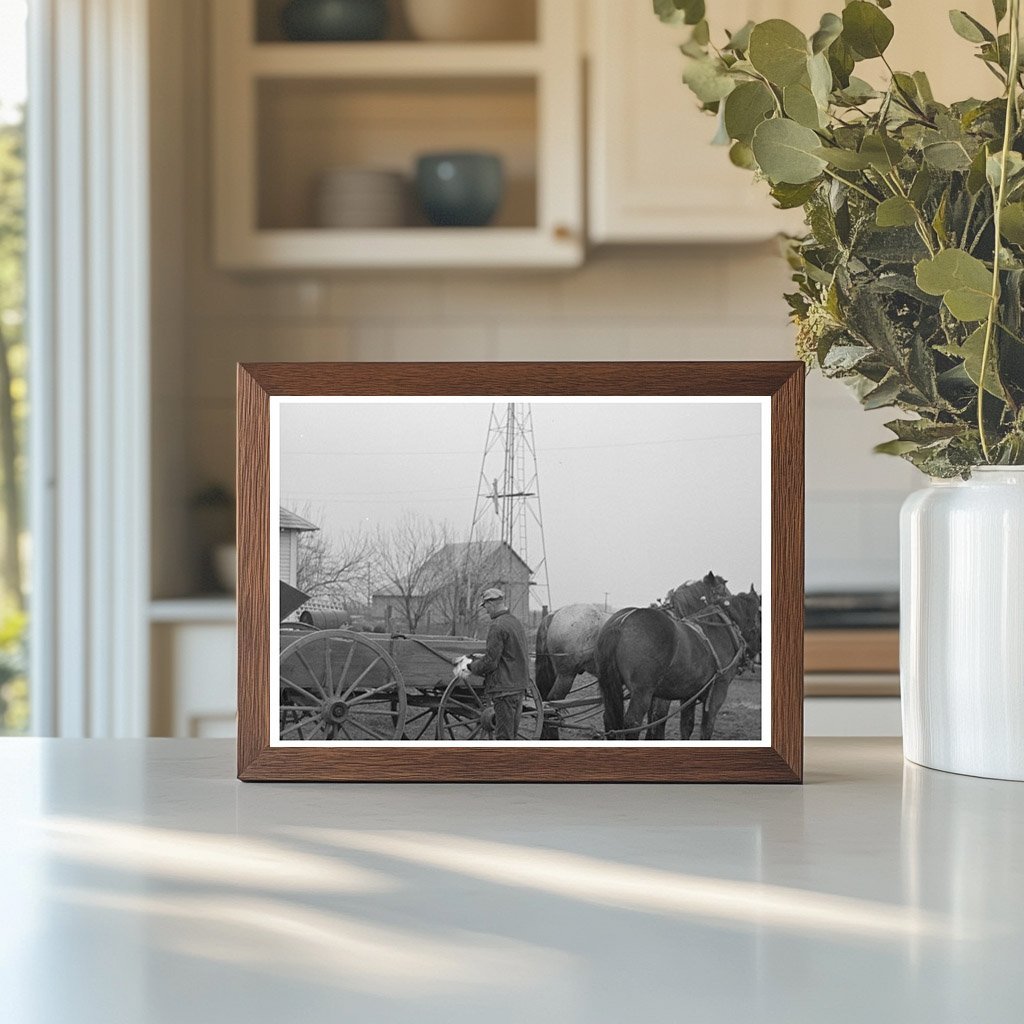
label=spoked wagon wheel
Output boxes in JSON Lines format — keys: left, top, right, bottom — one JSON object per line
{"left": 279, "top": 630, "right": 406, "bottom": 741}
{"left": 436, "top": 677, "right": 544, "bottom": 741}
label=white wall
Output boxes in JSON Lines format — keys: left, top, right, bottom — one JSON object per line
{"left": 156, "top": 0, "right": 920, "bottom": 599}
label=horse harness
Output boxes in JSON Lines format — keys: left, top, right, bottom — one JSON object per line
{"left": 604, "top": 603, "right": 748, "bottom": 738}
{"left": 665, "top": 604, "right": 743, "bottom": 714}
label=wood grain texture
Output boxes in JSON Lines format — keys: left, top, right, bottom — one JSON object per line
{"left": 804, "top": 630, "right": 899, "bottom": 674}
{"left": 770, "top": 365, "right": 804, "bottom": 782}
{"left": 237, "top": 365, "right": 271, "bottom": 778}
{"left": 236, "top": 361, "right": 805, "bottom": 783}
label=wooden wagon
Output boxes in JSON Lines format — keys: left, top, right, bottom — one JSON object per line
{"left": 279, "top": 623, "right": 552, "bottom": 741}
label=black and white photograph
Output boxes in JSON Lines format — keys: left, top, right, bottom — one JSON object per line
{"left": 271, "top": 396, "right": 769, "bottom": 746}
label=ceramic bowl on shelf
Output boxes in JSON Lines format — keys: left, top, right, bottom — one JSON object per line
{"left": 280, "top": 0, "right": 388, "bottom": 42}
{"left": 414, "top": 152, "right": 504, "bottom": 227}
{"left": 213, "top": 543, "right": 237, "bottom": 594}
{"left": 315, "top": 167, "right": 408, "bottom": 228}
{"left": 403, "top": 0, "right": 533, "bottom": 42}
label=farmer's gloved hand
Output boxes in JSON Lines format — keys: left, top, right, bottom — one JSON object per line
{"left": 452, "top": 656, "right": 473, "bottom": 681}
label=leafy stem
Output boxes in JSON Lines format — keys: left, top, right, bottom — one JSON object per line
{"left": 979, "top": 0, "right": 1021, "bottom": 461}
{"left": 822, "top": 167, "right": 880, "bottom": 205}
{"left": 883, "top": 170, "right": 939, "bottom": 255}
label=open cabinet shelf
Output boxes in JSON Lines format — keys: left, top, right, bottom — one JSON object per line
{"left": 249, "top": 42, "right": 546, "bottom": 77}
{"left": 212, "top": 0, "right": 582, "bottom": 269}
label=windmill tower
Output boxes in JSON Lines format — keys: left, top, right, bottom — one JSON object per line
{"left": 468, "top": 403, "right": 551, "bottom": 621}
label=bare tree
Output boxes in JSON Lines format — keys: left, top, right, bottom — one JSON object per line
{"left": 431, "top": 525, "right": 500, "bottom": 636}
{"left": 371, "top": 513, "right": 454, "bottom": 633}
{"left": 294, "top": 504, "right": 373, "bottom": 607}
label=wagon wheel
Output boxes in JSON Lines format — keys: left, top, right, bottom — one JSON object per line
{"left": 436, "top": 676, "right": 544, "bottom": 741}
{"left": 399, "top": 693, "right": 444, "bottom": 741}
{"left": 279, "top": 629, "right": 406, "bottom": 741}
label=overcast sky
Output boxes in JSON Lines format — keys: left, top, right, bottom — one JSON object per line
{"left": 278, "top": 399, "right": 764, "bottom": 610}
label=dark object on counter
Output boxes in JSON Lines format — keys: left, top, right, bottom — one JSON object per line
{"left": 805, "top": 591, "right": 900, "bottom": 630}
{"left": 280, "top": 0, "right": 388, "bottom": 41}
{"left": 415, "top": 152, "right": 504, "bottom": 227}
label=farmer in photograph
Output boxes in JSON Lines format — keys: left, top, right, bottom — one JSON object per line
{"left": 464, "top": 588, "right": 530, "bottom": 740}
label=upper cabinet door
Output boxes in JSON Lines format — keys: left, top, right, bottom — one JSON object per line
{"left": 587, "top": 0, "right": 996, "bottom": 245}
{"left": 587, "top": 0, "right": 808, "bottom": 244}
{"left": 211, "top": 0, "right": 584, "bottom": 269}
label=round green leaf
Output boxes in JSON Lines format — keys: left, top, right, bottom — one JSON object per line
{"left": 915, "top": 249, "right": 993, "bottom": 322}
{"left": 949, "top": 10, "right": 994, "bottom": 44}
{"left": 752, "top": 118, "right": 828, "bottom": 184}
{"left": 729, "top": 140, "right": 757, "bottom": 170}
{"left": 811, "top": 13, "right": 843, "bottom": 55}
{"left": 682, "top": 57, "right": 736, "bottom": 104}
{"left": 860, "top": 133, "right": 904, "bottom": 173}
{"left": 723, "top": 81, "right": 775, "bottom": 144}
{"left": 807, "top": 52, "right": 833, "bottom": 108}
{"left": 1000, "top": 203, "right": 1024, "bottom": 245}
{"left": 748, "top": 20, "right": 809, "bottom": 86}
{"left": 875, "top": 196, "right": 918, "bottom": 228}
{"left": 842, "top": 1, "right": 894, "bottom": 59}
{"left": 783, "top": 81, "right": 823, "bottom": 129}
{"left": 813, "top": 146, "right": 872, "bottom": 170}
{"left": 724, "top": 20, "right": 755, "bottom": 53}
{"left": 827, "top": 35, "right": 856, "bottom": 88}
{"left": 939, "top": 326, "right": 1005, "bottom": 397}
{"left": 923, "top": 140, "right": 973, "bottom": 171}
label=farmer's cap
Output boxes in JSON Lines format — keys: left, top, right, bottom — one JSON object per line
{"left": 480, "top": 588, "right": 505, "bottom": 605}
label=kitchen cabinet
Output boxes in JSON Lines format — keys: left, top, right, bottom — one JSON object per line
{"left": 211, "top": 0, "right": 583, "bottom": 269}
{"left": 150, "top": 600, "right": 237, "bottom": 737}
{"left": 587, "top": 0, "right": 812, "bottom": 243}
{"left": 586, "top": 0, "right": 999, "bottom": 244}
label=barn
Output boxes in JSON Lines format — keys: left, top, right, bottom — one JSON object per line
{"left": 436, "top": 540, "right": 533, "bottom": 626}
{"left": 279, "top": 507, "right": 318, "bottom": 587}
{"left": 369, "top": 539, "right": 533, "bottom": 636}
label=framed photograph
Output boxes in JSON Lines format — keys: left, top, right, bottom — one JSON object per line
{"left": 237, "top": 362, "right": 803, "bottom": 782}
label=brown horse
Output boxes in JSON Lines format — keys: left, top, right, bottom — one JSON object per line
{"left": 597, "top": 588, "right": 761, "bottom": 741}
{"left": 648, "top": 573, "right": 731, "bottom": 738}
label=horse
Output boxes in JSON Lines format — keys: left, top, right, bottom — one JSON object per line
{"left": 534, "top": 602, "right": 612, "bottom": 739}
{"left": 659, "top": 571, "right": 732, "bottom": 618}
{"left": 597, "top": 587, "right": 761, "bottom": 741}
{"left": 647, "top": 572, "right": 732, "bottom": 739}
{"left": 535, "top": 602, "right": 612, "bottom": 702}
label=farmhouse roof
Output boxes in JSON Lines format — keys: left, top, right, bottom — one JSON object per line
{"left": 280, "top": 507, "right": 319, "bottom": 532}
{"left": 431, "top": 540, "right": 532, "bottom": 576}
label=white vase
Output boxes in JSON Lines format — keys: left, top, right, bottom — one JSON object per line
{"left": 900, "top": 467, "right": 1024, "bottom": 780}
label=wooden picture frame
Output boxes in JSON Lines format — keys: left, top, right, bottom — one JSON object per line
{"left": 237, "top": 362, "right": 804, "bottom": 782}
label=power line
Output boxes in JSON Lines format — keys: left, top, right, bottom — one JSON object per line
{"left": 281, "top": 430, "right": 760, "bottom": 459}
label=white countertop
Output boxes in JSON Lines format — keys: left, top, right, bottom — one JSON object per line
{"left": 1, "top": 738, "right": 1020, "bottom": 1023}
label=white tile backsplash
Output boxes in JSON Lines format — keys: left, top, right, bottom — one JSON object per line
{"left": 164, "top": 0, "right": 917, "bottom": 597}
{"left": 182, "top": 249, "right": 917, "bottom": 593}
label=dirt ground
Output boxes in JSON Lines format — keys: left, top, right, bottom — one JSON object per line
{"left": 552, "top": 669, "right": 763, "bottom": 741}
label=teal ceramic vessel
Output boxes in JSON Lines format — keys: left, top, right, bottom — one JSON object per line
{"left": 281, "top": 0, "right": 388, "bottom": 42}
{"left": 415, "top": 152, "right": 505, "bottom": 227}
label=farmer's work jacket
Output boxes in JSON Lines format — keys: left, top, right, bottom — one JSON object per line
{"left": 469, "top": 612, "right": 530, "bottom": 695}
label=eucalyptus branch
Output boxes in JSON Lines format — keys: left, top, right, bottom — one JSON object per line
{"left": 884, "top": 170, "right": 939, "bottom": 255}
{"left": 822, "top": 167, "right": 880, "bottom": 205}
{"left": 979, "top": 0, "right": 1021, "bottom": 461}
